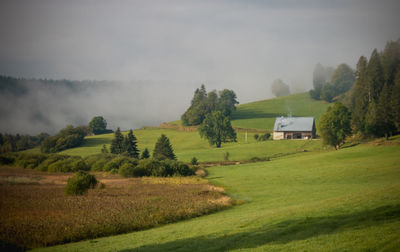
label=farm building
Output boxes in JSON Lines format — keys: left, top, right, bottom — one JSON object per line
{"left": 273, "top": 117, "right": 316, "bottom": 140}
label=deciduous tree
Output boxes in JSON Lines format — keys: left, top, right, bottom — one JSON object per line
{"left": 199, "top": 111, "right": 237, "bottom": 148}
{"left": 319, "top": 103, "right": 352, "bottom": 149}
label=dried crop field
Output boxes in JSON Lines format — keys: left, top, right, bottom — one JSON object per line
{"left": 0, "top": 166, "right": 231, "bottom": 250}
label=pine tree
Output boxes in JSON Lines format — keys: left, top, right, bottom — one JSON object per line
{"left": 391, "top": 67, "right": 400, "bottom": 132}
{"left": 381, "top": 40, "right": 400, "bottom": 87}
{"left": 153, "top": 134, "right": 176, "bottom": 160}
{"left": 366, "top": 49, "right": 384, "bottom": 103}
{"left": 141, "top": 148, "right": 150, "bottom": 159}
{"left": 351, "top": 56, "right": 369, "bottom": 135}
{"left": 110, "top": 127, "right": 124, "bottom": 154}
{"left": 124, "top": 129, "right": 139, "bottom": 158}
{"left": 375, "top": 84, "right": 396, "bottom": 139}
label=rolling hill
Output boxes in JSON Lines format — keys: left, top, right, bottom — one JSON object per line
{"left": 231, "top": 92, "right": 330, "bottom": 130}
{"left": 61, "top": 92, "right": 329, "bottom": 161}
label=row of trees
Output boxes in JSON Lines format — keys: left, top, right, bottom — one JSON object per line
{"left": 318, "top": 39, "right": 400, "bottom": 149}
{"left": 109, "top": 128, "right": 176, "bottom": 160}
{"left": 347, "top": 39, "right": 400, "bottom": 139}
{"left": 0, "top": 133, "right": 49, "bottom": 153}
{"left": 310, "top": 63, "right": 355, "bottom": 102}
{"left": 181, "top": 85, "right": 239, "bottom": 126}
{"left": 40, "top": 125, "right": 87, "bottom": 153}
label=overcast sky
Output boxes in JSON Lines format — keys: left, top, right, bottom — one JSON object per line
{"left": 1, "top": 0, "right": 399, "bottom": 103}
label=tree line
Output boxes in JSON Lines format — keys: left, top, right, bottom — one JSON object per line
{"left": 0, "top": 133, "right": 49, "bottom": 153}
{"left": 318, "top": 39, "right": 400, "bottom": 149}
{"left": 310, "top": 63, "right": 355, "bottom": 102}
{"left": 347, "top": 39, "right": 400, "bottom": 139}
{"left": 107, "top": 128, "right": 175, "bottom": 160}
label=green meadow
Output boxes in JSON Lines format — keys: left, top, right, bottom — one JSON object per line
{"left": 61, "top": 128, "right": 324, "bottom": 162}
{"left": 231, "top": 92, "right": 330, "bottom": 130}
{"left": 37, "top": 93, "right": 400, "bottom": 251}
{"left": 37, "top": 137, "right": 400, "bottom": 251}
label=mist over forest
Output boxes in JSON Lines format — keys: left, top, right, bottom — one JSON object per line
{"left": 0, "top": 77, "right": 202, "bottom": 134}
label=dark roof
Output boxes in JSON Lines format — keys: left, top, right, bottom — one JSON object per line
{"left": 273, "top": 117, "right": 314, "bottom": 132}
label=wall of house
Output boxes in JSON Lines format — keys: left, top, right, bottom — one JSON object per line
{"left": 273, "top": 131, "right": 313, "bottom": 140}
{"left": 273, "top": 131, "right": 284, "bottom": 140}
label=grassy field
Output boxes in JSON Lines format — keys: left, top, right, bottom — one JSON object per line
{"left": 0, "top": 167, "right": 230, "bottom": 249}
{"left": 61, "top": 128, "right": 325, "bottom": 162}
{"left": 60, "top": 93, "right": 329, "bottom": 160}
{"left": 38, "top": 136, "right": 400, "bottom": 251}
{"left": 231, "top": 92, "right": 330, "bottom": 130}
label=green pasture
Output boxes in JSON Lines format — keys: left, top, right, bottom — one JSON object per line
{"left": 61, "top": 127, "right": 324, "bottom": 162}
{"left": 38, "top": 137, "right": 400, "bottom": 251}
{"left": 231, "top": 92, "right": 330, "bottom": 130}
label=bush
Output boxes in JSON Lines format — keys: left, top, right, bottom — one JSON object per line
{"left": 257, "top": 133, "right": 271, "bottom": 141}
{"left": 65, "top": 171, "right": 98, "bottom": 195}
{"left": 47, "top": 156, "right": 89, "bottom": 172}
{"left": 36, "top": 154, "right": 67, "bottom": 171}
{"left": 103, "top": 156, "right": 137, "bottom": 172}
{"left": 254, "top": 134, "right": 259, "bottom": 140}
{"left": 190, "top": 157, "right": 198, "bottom": 166}
{"left": 118, "top": 163, "right": 136, "bottom": 177}
{"left": 0, "top": 153, "right": 16, "bottom": 165}
{"left": 90, "top": 154, "right": 114, "bottom": 171}
{"left": 134, "top": 159, "right": 195, "bottom": 177}
{"left": 14, "top": 153, "right": 48, "bottom": 169}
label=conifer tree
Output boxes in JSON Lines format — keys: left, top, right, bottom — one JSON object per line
{"left": 124, "top": 129, "right": 139, "bottom": 158}
{"left": 375, "top": 84, "right": 396, "bottom": 139}
{"left": 110, "top": 127, "right": 124, "bottom": 154}
{"left": 392, "top": 68, "right": 400, "bottom": 131}
{"left": 153, "top": 134, "right": 176, "bottom": 160}
{"left": 141, "top": 148, "right": 150, "bottom": 159}
{"left": 351, "top": 56, "right": 369, "bottom": 135}
{"left": 366, "top": 49, "right": 384, "bottom": 103}
{"left": 381, "top": 40, "right": 400, "bottom": 87}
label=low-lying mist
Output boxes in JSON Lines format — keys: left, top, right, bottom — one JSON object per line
{"left": 0, "top": 78, "right": 201, "bottom": 135}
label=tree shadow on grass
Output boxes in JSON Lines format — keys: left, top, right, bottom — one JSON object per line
{"left": 231, "top": 112, "right": 283, "bottom": 120}
{"left": 119, "top": 204, "right": 400, "bottom": 252}
{"left": 82, "top": 137, "right": 109, "bottom": 147}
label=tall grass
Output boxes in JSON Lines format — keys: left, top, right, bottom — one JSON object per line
{"left": 0, "top": 169, "right": 231, "bottom": 249}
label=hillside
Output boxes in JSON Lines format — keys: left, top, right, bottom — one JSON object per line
{"left": 62, "top": 93, "right": 329, "bottom": 160}
{"left": 61, "top": 128, "right": 324, "bottom": 162}
{"left": 37, "top": 137, "right": 400, "bottom": 251}
{"left": 231, "top": 92, "right": 330, "bottom": 130}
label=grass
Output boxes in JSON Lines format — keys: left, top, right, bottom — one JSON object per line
{"left": 0, "top": 167, "right": 231, "bottom": 249}
{"left": 61, "top": 128, "right": 325, "bottom": 162}
{"left": 37, "top": 136, "right": 400, "bottom": 251}
{"left": 231, "top": 92, "right": 330, "bottom": 130}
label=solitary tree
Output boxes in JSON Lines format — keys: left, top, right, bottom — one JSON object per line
{"left": 89, "top": 116, "right": 107, "bottom": 135}
{"left": 319, "top": 103, "right": 352, "bottom": 150}
{"left": 153, "top": 134, "right": 176, "bottom": 160}
{"left": 110, "top": 127, "right": 124, "bottom": 154}
{"left": 271, "top": 79, "right": 290, "bottom": 97}
{"left": 124, "top": 129, "right": 139, "bottom": 158}
{"left": 199, "top": 111, "right": 237, "bottom": 148}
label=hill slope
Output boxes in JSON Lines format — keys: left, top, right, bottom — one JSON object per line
{"left": 61, "top": 93, "right": 329, "bottom": 160}
{"left": 37, "top": 137, "right": 400, "bottom": 251}
{"left": 61, "top": 128, "right": 324, "bottom": 162}
{"left": 231, "top": 92, "right": 330, "bottom": 130}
